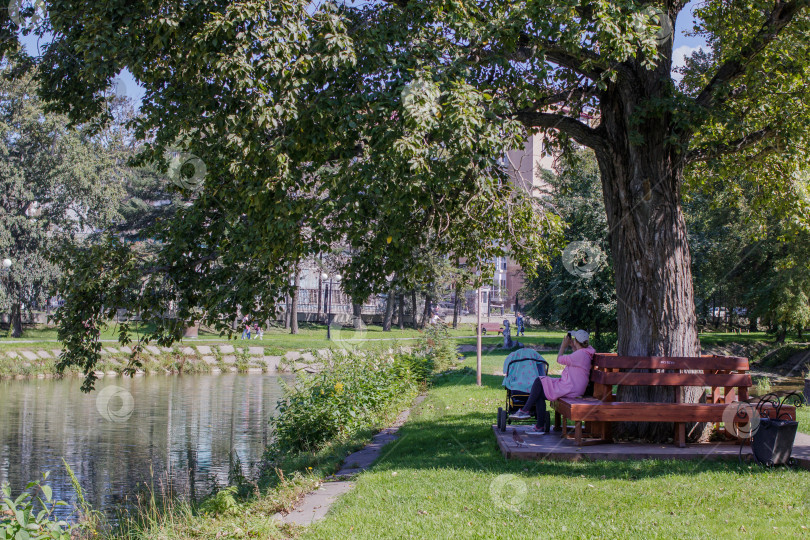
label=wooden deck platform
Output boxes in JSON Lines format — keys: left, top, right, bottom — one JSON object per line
{"left": 493, "top": 425, "right": 810, "bottom": 469}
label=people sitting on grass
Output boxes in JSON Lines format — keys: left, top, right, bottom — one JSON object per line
{"left": 509, "top": 329, "right": 595, "bottom": 434}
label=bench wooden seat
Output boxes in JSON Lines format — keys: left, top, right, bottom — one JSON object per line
{"left": 478, "top": 322, "right": 503, "bottom": 335}
{"left": 551, "top": 353, "right": 795, "bottom": 447}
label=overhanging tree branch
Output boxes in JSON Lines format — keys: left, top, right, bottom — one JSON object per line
{"left": 695, "top": 0, "right": 810, "bottom": 109}
{"left": 514, "top": 110, "right": 605, "bottom": 149}
{"left": 686, "top": 126, "right": 775, "bottom": 163}
{"left": 528, "top": 84, "right": 595, "bottom": 110}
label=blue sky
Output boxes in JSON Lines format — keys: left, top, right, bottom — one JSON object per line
{"left": 19, "top": 0, "right": 706, "bottom": 111}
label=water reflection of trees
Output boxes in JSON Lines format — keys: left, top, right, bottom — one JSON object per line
{"left": 0, "top": 374, "right": 285, "bottom": 519}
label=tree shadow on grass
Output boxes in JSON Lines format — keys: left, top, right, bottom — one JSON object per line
{"left": 371, "top": 370, "right": 792, "bottom": 482}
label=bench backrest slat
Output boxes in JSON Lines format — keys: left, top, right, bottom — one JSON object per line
{"left": 590, "top": 371, "right": 752, "bottom": 387}
{"left": 593, "top": 354, "right": 749, "bottom": 371}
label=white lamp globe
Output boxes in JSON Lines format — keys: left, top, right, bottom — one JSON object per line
{"left": 2, "top": 259, "right": 11, "bottom": 269}
{"left": 321, "top": 272, "right": 328, "bottom": 280}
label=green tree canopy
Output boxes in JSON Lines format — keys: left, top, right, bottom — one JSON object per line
{"left": 6, "top": 0, "right": 810, "bottom": 402}
{"left": 524, "top": 152, "right": 616, "bottom": 339}
{"left": 0, "top": 57, "right": 124, "bottom": 336}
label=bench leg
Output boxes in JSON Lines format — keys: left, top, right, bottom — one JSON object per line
{"left": 554, "top": 411, "right": 561, "bottom": 431}
{"left": 674, "top": 422, "right": 686, "bottom": 448}
{"left": 575, "top": 421, "right": 583, "bottom": 446}
{"left": 561, "top": 416, "right": 568, "bottom": 439}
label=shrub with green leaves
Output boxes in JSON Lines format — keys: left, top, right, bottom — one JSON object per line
{"left": 415, "top": 323, "right": 460, "bottom": 373}
{"left": 269, "top": 352, "right": 426, "bottom": 455}
{"left": 1, "top": 472, "right": 73, "bottom": 540}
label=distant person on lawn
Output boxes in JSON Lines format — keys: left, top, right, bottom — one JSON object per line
{"left": 509, "top": 329, "right": 595, "bottom": 434}
{"left": 515, "top": 312, "right": 525, "bottom": 336}
{"left": 241, "top": 315, "right": 251, "bottom": 340}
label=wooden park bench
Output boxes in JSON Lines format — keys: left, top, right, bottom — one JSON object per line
{"left": 478, "top": 322, "right": 504, "bottom": 335}
{"left": 552, "top": 353, "right": 795, "bottom": 447}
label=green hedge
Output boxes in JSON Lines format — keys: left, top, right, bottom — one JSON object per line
{"left": 268, "top": 351, "right": 428, "bottom": 455}
{"left": 268, "top": 325, "right": 461, "bottom": 456}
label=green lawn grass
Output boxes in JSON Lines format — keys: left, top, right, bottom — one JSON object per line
{"left": 302, "top": 352, "right": 810, "bottom": 540}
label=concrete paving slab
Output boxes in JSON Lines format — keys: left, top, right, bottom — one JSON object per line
{"left": 20, "top": 351, "right": 39, "bottom": 361}
{"left": 119, "top": 346, "right": 133, "bottom": 354}
{"left": 248, "top": 346, "right": 264, "bottom": 355}
{"left": 159, "top": 346, "right": 173, "bottom": 353}
{"left": 493, "top": 426, "right": 810, "bottom": 469}
{"left": 300, "top": 352, "right": 316, "bottom": 362}
{"left": 263, "top": 356, "right": 281, "bottom": 372}
{"left": 219, "top": 345, "right": 235, "bottom": 354}
{"left": 36, "top": 350, "right": 51, "bottom": 359}
{"left": 202, "top": 355, "right": 217, "bottom": 364}
{"left": 284, "top": 350, "right": 301, "bottom": 361}
{"left": 181, "top": 347, "right": 196, "bottom": 356}
{"left": 51, "top": 349, "right": 62, "bottom": 357}
{"left": 145, "top": 346, "right": 162, "bottom": 355}
{"left": 277, "top": 482, "right": 355, "bottom": 526}
{"left": 277, "top": 395, "right": 426, "bottom": 526}
{"left": 316, "top": 349, "right": 330, "bottom": 357}
{"left": 222, "top": 355, "right": 236, "bottom": 364}
{"left": 103, "top": 347, "right": 120, "bottom": 355}
{"left": 196, "top": 345, "right": 212, "bottom": 355}
{"left": 5, "top": 351, "right": 19, "bottom": 359}
{"left": 294, "top": 363, "right": 320, "bottom": 373}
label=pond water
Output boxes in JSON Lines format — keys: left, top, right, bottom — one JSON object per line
{"left": 0, "top": 373, "right": 290, "bottom": 520}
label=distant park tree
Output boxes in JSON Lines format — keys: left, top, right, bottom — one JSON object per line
{"left": 0, "top": 58, "right": 123, "bottom": 337}
{"left": 9, "top": 0, "right": 810, "bottom": 417}
{"left": 524, "top": 152, "right": 617, "bottom": 341}
{"left": 685, "top": 172, "right": 810, "bottom": 341}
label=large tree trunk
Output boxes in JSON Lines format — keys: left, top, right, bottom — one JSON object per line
{"left": 352, "top": 303, "right": 363, "bottom": 330}
{"left": 411, "top": 290, "right": 418, "bottom": 329}
{"left": 452, "top": 285, "right": 460, "bottom": 329}
{"left": 290, "top": 265, "right": 300, "bottom": 334}
{"left": 597, "top": 76, "right": 701, "bottom": 441}
{"left": 382, "top": 286, "right": 395, "bottom": 332}
{"left": 398, "top": 294, "right": 405, "bottom": 330}
{"left": 419, "top": 294, "right": 431, "bottom": 329}
{"left": 10, "top": 302, "right": 22, "bottom": 338}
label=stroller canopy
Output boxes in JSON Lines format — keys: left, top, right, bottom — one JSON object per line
{"left": 502, "top": 348, "right": 548, "bottom": 393}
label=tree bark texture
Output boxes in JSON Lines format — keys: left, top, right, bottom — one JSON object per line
{"left": 452, "top": 287, "right": 460, "bottom": 329}
{"left": 352, "top": 303, "right": 363, "bottom": 329}
{"left": 411, "top": 290, "right": 418, "bottom": 329}
{"left": 595, "top": 63, "right": 701, "bottom": 441}
{"left": 10, "top": 302, "right": 22, "bottom": 338}
{"left": 398, "top": 294, "right": 405, "bottom": 330}
{"left": 383, "top": 286, "right": 395, "bottom": 331}
{"left": 419, "top": 294, "right": 431, "bottom": 329}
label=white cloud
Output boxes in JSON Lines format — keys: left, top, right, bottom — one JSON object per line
{"left": 671, "top": 45, "right": 703, "bottom": 82}
{"left": 672, "top": 45, "right": 702, "bottom": 70}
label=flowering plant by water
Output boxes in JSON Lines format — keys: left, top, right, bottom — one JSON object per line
{"left": 1, "top": 472, "right": 73, "bottom": 540}
{"left": 269, "top": 350, "right": 431, "bottom": 454}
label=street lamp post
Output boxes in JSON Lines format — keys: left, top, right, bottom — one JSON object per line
{"left": 322, "top": 273, "right": 342, "bottom": 340}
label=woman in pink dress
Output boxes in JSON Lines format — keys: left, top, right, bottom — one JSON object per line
{"left": 509, "top": 329, "right": 595, "bottom": 433}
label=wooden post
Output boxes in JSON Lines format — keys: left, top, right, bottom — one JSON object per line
{"left": 476, "top": 286, "right": 482, "bottom": 387}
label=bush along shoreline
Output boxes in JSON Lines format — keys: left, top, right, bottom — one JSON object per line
{"left": 1, "top": 325, "right": 462, "bottom": 539}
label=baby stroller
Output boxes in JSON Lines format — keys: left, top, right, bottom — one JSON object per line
{"left": 496, "top": 348, "right": 549, "bottom": 432}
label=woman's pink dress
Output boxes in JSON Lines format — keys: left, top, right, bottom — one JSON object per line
{"left": 541, "top": 346, "right": 595, "bottom": 400}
